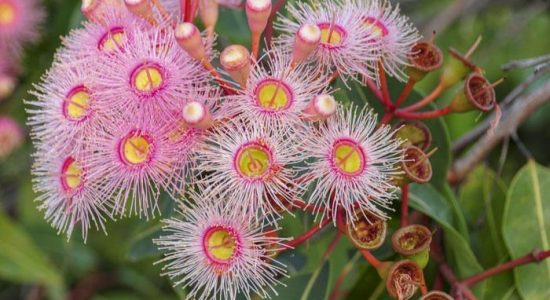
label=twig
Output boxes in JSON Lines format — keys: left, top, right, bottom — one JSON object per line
{"left": 501, "top": 54, "right": 550, "bottom": 71}
{"left": 448, "top": 80, "right": 550, "bottom": 183}
{"left": 461, "top": 249, "right": 550, "bottom": 287}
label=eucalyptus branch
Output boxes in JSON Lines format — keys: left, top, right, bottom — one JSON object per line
{"left": 448, "top": 80, "right": 550, "bottom": 184}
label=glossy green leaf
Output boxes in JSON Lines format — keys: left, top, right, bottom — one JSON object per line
{"left": 0, "top": 209, "right": 64, "bottom": 291}
{"left": 503, "top": 160, "right": 550, "bottom": 299}
{"left": 459, "top": 166, "right": 515, "bottom": 299}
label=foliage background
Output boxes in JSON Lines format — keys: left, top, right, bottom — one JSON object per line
{"left": 0, "top": 0, "right": 549, "bottom": 299}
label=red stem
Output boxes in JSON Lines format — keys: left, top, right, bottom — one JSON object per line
{"left": 359, "top": 249, "right": 382, "bottom": 269}
{"left": 401, "top": 81, "right": 445, "bottom": 112}
{"left": 324, "top": 232, "right": 343, "bottom": 258}
{"left": 285, "top": 217, "right": 331, "bottom": 249}
{"left": 378, "top": 62, "right": 393, "bottom": 111}
{"left": 293, "top": 200, "right": 325, "bottom": 213}
{"left": 365, "top": 77, "right": 386, "bottom": 108}
{"left": 329, "top": 260, "right": 354, "bottom": 300}
{"left": 462, "top": 249, "right": 550, "bottom": 287}
{"left": 395, "top": 78, "right": 416, "bottom": 107}
{"left": 400, "top": 185, "right": 409, "bottom": 227}
{"left": 394, "top": 106, "right": 452, "bottom": 120}
{"left": 265, "top": 0, "right": 286, "bottom": 50}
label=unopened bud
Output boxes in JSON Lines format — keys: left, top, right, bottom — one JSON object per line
{"left": 394, "top": 121, "right": 432, "bottom": 151}
{"left": 220, "top": 45, "right": 251, "bottom": 87}
{"left": 182, "top": 101, "right": 213, "bottom": 130}
{"left": 386, "top": 260, "right": 424, "bottom": 300}
{"left": 346, "top": 210, "right": 387, "bottom": 250}
{"left": 175, "top": 22, "right": 207, "bottom": 61}
{"left": 199, "top": 0, "right": 219, "bottom": 35}
{"left": 292, "top": 24, "right": 321, "bottom": 67}
{"left": 124, "top": 0, "right": 153, "bottom": 20}
{"left": 303, "top": 94, "right": 337, "bottom": 121}
{"left": 391, "top": 225, "right": 432, "bottom": 268}
{"left": 245, "top": 0, "right": 272, "bottom": 35}
{"left": 420, "top": 291, "right": 454, "bottom": 300}
{"left": 407, "top": 41, "right": 443, "bottom": 82}
{"left": 0, "top": 74, "right": 16, "bottom": 100}
{"left": 449, "top": 73, "right": 496, "bottom": 113}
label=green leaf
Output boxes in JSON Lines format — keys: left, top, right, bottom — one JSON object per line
{"left": 408, "top": 184, "right": 486, "bottom": 295}
{"left": 503, "top": 160, "right": 550, "bottom": 299}
{"left": 274, "top": 262, "right": 330, "bottom": 300}
{"left": 459, "top": 166, "right": 515, "bottom": 299}
{"left": 0, "top": 209, "right": 64, "bottom": 293}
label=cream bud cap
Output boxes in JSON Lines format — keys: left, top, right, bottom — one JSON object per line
{"left": 182, "top": 101, "right": 213, "bottom": 130}
{"left": 303, "top": 94, "right": 337, "bottom": 121}
{"left": 245, "top": 0, "right": 272, "bottom": 34}
{"left": 220, "top": 45, "right": 251, "bottom": 87}
{"left": 124, "top": 0, "right": 153, "bottom": 18}
{"left": 292, "top": 24, "right": 321, "bottom": 66}
{"left": 175, "top": 22, "right": 206, "bottom": 61}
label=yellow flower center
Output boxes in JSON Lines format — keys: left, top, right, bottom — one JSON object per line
{"left": 332, "top": 139, "right": 366, "bottom": 176}
{"left": 120, "top": 133, "right": 153, "bottom": 165}
{"left": 99, "top": 27, "right": 126, "bottom": 52}
{"left": 364, "top": 17, "right": 388, "bottom": 38}
{"left": 0, "top": 2, "right": 15, "bottom": 26}
{"left": 204, "top": 227, "right": 238, "bottom": 263}
{"left": 132, "top": 63, "right": 164, "bottom": 93}
{"left": 255, "top": 79, "right": 292, "bottom": 111}
{"left": 61, "top": 157, "right": 83, "bottom": 192}
{"left": 235, "top": 142, "right": 272, "bottom": 179}
{"left": 317, "top": 23, "right": 346, "bottom": 47}
{"left": 64, "top": 86, "right": 91, "bottom": 121}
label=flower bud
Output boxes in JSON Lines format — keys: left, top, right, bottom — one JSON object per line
{"left": 302, "top": 94, "right": 337, "bottom": 122}
{"left": 449, "top": 73, "right": 496, "bottom": 113}
{"left": 245, "top": 0, "right": 272, "bottom": 35}
{"left": 81, "top": 0, "right": 101, "bottom": 20}
{"left": 0, "top": 74, "right": 16, "bottom": 100}
{"left": 124, "top": 0, "right": 153, "bottom": 20}
{"left": 220, "top": 45, "right": 251, "bottom": 87}
{"left": 182, "top": 101, "right": 213, "bottom": 130}
{"left": 394, "top": 146, "right": 433, "bottom": 186}
{"left": 292, "top": 24, "right": 321, "bottom": 67}
{"left": 394, "top": 121, "right": 432, "bottom": 151}
{"left": 199, "top": 0, "right": 219, "bottom": 35}
{"left": 420, "top": 291, "right": 454, "bottom": 300}
{"left": 407, "top": 41, "right": 443, "bottom": 82}
{"left": 391, "top": 225, "right": 432, "bottom": 268}
{"left": 346, "top": 210, "right": 387, "bottom": 250}
{"left": 175, "top": 22, "right": 207, "bottom": 61}
{"left": 385, "top": 260, "right": 424, "bottom": 300}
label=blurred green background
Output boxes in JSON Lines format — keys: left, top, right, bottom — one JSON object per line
{"left": 0, "top": 0, "right": 549, "bottom": 299}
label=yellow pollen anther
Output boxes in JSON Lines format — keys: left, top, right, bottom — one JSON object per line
{"left": 0, "top": 2, "right": 15, "bottom": 25}
{"left": 132, "top": 64, "right": 164, "bottom": 93}
{"left": 333, "top": 140, "right": 366, "bottom": 176}
{"left": 64, "top": 87, "right": 91, "bottom": 121}
{"left": 318, "top": 23, "right": 345, "bottom": 47}
{"left": 364, "top": 18, "right": 388, "bottom": 38}
{"left": 121, "top": 134, "right": 152, "bottom": 165}
{"left": 99, "top": 28, "right": 126, "bottom": 52}
{"left": 205, "top": 228, "right": 237, "bottom": 262}
{"left": 236, "top": 143, "right": 272, "bottom": 179}
{"left": 256, "top": 80, "right": 291, "bottom": 111}
{"left": 61, "top": 158, "right": 83, "bottom": 192}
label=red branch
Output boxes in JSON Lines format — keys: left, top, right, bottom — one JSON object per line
{"left": 461, "top": 249, "right": 550, "bottom": 287}
{"left": 285, "top": 217, "right": 332, "bottom": 249}
{"left": 401, "top": 81, "right": 445, "bottom": 112}
{"left": 394, "top": 106, "right": 452, "bottom": 120}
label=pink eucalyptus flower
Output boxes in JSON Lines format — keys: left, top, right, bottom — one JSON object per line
{"left": 225, "top": 48, "right": 332, "bottom": 130}
{"left": 196, "top": 117, "right": 303, "bottom": 219}
{"left": 32, "top": 145, "right": 111, "bottom": 241}
{"left": 0, "top": 0, "right": 44, "bottom": 56}
{"left": 275, "top": 0, "right": 379, "bottom": 81}
{"left": 298, "top": 105, "right": 403, "bottom": 222}
{"left": 155, "top": 199, "right": 287, "bottom": 300}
